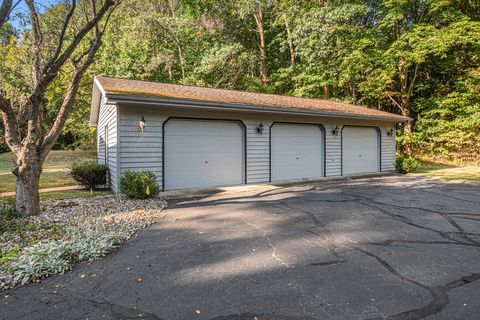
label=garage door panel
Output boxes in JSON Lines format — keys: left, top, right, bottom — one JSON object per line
{"left": 164, "top": 119, "right": 244, "bottom": 190}
{"left": 342, "top": 127, "right": 379, "bottom": 175}
{"left": 271, "top": 124, "right": 324, "bottom": 181}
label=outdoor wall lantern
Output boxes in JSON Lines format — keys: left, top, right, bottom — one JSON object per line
{"left": 386, "top": 128, "right": 394, "bottom": 137}
{"left": 332, "top": 125, "right": 340, "bottom": 136}
{"left": 257, "top": 122, "right": 264, "bottom": 134}
{"left": 138, "top": 116, "right": 146, "bottom": 133}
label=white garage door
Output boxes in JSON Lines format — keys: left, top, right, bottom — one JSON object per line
{"left": 164, "top": 119, "right": 244, "bottom": 190}
{"left": 271, "top": 123, "right": 324, "bottom": 181}
{"left": 342, "top": 126, "right": 380, "bottom": 175}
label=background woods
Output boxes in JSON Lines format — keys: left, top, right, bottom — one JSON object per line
{"left": 2, "top": 0, "right": 479, "bottom": 160}
{"left": 0, "top": 0, "right": 479, "bottom": 213}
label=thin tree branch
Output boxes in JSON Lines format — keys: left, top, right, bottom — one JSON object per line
{"left": 0, "top": 92, "right": 21, "bottom": 152}
{"left": 100, "top": 3, "right": 117, "bottom": 34}
{"left": 408, "top": 63, "right": 419, "bottom": 95}
{"left": 49, "top": 0, "right": 77, "bottom": 64}
{"left": 385, "top": 92, "right": 403, "bottom": 111}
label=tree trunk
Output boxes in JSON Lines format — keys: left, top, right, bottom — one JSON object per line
{"left": 14, "top": 161, "right": 42, "bottom": 215}
{"left": 324, "top": 84, "right": 330, "bottom": 99}
{"left": 167, "top": 0, "right": 186, "bottom": 79}
{"left": 284, "top": 16, "right": 295, "bottom": 66}
{"left": 254, "top": 7, "right": 267, "bottom": 85}
{"left": 398, "top": 57, "right": 413, "bottom": 156}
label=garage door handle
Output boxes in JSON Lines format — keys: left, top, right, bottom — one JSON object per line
{"left": 204, "top": 160, "right": 208, "bottom": 164}
{"left": 296, "top": 157, "right": 299, "bottom": 160}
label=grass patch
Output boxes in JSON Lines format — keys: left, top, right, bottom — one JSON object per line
{"left": 0, "top": 150, "right": 96, "bottom": 193}
{"left": 39, "top": 190, "right": 112, "bottom": 201}
{"left": 1, "top": 189, "right": 112, "bottom": 202}
{"left": 414, "top": 165, "right": 480, "bottom": 184}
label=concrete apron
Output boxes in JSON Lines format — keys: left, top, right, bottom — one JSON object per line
{"left": 160, "top": 171, "right": 396, "bottom": 201}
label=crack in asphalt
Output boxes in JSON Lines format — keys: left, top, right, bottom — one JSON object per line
{"left": 238, "top": 213, "right": 290, "bottom": 269}
{"left": 85, "top": 297, "right": 166, "bottom": 320}
{"left": 209, "top": 313, "right": 316, "bottom": 320}
{"left": 357, "top": 249, "right": 480, "bottom": 320}
{"left": 282, "top": 185, "right": 480, "bottom": 320}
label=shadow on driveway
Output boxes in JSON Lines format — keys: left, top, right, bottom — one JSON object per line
{"left": 2, "top": 175, "right": 480, "bottom": 320}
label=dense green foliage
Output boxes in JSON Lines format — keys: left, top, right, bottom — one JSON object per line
{"left": 70, "top": 161, "right": 108, "bottom": 190}
{"left": 120, "top": 170, "right": 160, "bottom": 199}
{"left": 1, "top": 0, "right": 479, "bottom": 162}
{"left": 395, "top": 155, "right": 420, "bottom": 174}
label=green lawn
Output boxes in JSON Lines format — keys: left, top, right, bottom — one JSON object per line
{"left": 0, "top": 150, "right": 96, "bottom": 193}
{"left": 0, "top": 189, "right": 112, "bottom": 203}
{"left": 414, "top": 165, "right": 480, "bottom": 184}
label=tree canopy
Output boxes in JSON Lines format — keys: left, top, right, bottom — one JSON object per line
{"left": 1, "top": 0, "right": 480, "bottom": 163}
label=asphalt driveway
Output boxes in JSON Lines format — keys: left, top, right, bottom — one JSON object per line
{"left": 2, "top": 175, "right": 480, "bottom": 320}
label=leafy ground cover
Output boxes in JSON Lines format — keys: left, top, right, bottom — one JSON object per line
{"left": 0, "top": 150, "right": 96, "bottom": 193}
{"left": 414, "top": 165, "right": 480, "bottom": 184}
{"left": 0, "top": 195, "right": 166, "bottom": 290}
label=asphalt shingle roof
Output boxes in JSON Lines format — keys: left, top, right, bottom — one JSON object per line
{"left": 95, "top": 76, "right": 409, "bottom": 122}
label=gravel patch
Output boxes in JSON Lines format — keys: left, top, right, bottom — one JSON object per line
{"left": 0, "top": 195, "right": 167, "bottom": 290}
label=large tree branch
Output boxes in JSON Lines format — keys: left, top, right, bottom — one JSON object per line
{"left": 0, "top": 91, "right": 21, "bottom": 152}
{"left": 0, "top": 0, "right": 12, "bottom": 28}
{"left": 0, "top": 0, "right": 20, "bottom": 29}
{"left": 25, "top": 0, "right": 43, "bottom": 87}
{"left": 42, "top": 0, "right": 115, "bottom": 79}
{"left": 41, "top": 2, "right": 116, "bottom": 158}
{"left": 72, "top": 3, "right": 116, "bottom": 66}
{"left": 50, "top": 0, "right": 77, "bottom": 64}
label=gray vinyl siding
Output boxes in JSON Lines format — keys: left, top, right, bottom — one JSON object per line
{"left": 381, "top": 125, "right": 396, "bottom": 171}
{"left": 245, "top": 120, "right": 271, "bottom": 183}
{"left": 96, "top": 98, "right": 118, "bottom": 192}
{"left": 325, "top": 124, "right": 342, "bottom": 177}
{"left": 108, "top": 104, "right": 398, "bottom": 193}
{"left": 118, "top": 110, "right": 166, "bottom": 188}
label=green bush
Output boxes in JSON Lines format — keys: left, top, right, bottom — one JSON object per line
{"left": 120, "top": 170, "right": 160, "bottom": 199}
{"left": 70, "top": 161, "right": 108, "bottom": 190}
{"left": 395, "top": 155, "right": 421, "bottom": 174}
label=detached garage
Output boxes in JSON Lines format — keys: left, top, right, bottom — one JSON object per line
{"left": 90, "top": 76, "right": 410, "bottom": 193}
